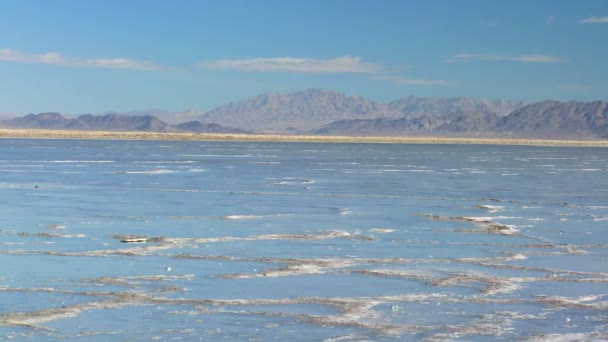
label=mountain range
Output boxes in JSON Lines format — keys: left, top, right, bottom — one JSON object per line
{"left": 1, "top": 89, "right": 607, "bottom": 139}
{"left": 0, "top": 113, "right": 249, "bottom": 134}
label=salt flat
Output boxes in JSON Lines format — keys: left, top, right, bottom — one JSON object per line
{"left": 0, "top": 138, "right": 607, "bottom": 340}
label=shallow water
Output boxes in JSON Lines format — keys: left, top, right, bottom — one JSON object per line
{"left": 1, "top": 139, "right": 607, "bottom": 341}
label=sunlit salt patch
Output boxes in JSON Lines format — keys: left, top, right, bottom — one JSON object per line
{"left": 86, "top": 274, "right": 195, "bottom": 286}
{"left": 529, "top": 157, "right": 576, "bottom": 160}
{"left": 270, "top": 178, "right": 316, "bottom": 186}
{"left": 17, "top": 232, "right": 87, "bottom": 239}
{"left": 474, "top": 205, "right": 505, "bottom": 213}
{"left": 462, "top": 216, "right": 502, "bottom": 222}
{"left": 47, "top": 225, "right": 66, "bottom": 230}
{"left": 186, "top": 153, "right": 278, "bottom": 158}
{"left": 136, "top": 161, "right": 195, "bottom": 164}
{"left": 368, "top": 228, "right": 395, "bottom": 234}
{"left": 180, "top": 154, "right": 222, "bottom": 157}
{"left": 222, "top": 215, "right": 265, "bottom": 220}
{"left": 527, "top": 333, "right": 597, "bottom": 342}
{"left": 187, "top": 168, "right": 206, "bottom": 172}
{"left": 124, "top": 170, "right": 177, "bottom": 174}
{"left": 536, "top": 294, "right": 608, "bottom": 309}
{"left": 426, "top": 214, "right": 521, "bottom": 235}
{"left": 46, "top": 160, "right": 116, "bottom": 163}
{"left": 308, "top": 168, "right": 339, "bottom": 173}
{"left": 590, "top": 215, "right": 608, "bottom": 221}
{"left": 272, "top": 181, "right": 296, "bottom": 185}
{"left": 425, "top": 311, "right": 539, "bottom": 341}
{"left": 338, "top": 208, "right": 353, "bottom": 215}
{"left": 58, "top": 234, "right": 86, "bottom": 238}
{"left": 0, "top": 164, "right": 45, "bottom": 168}
{"left": 360, "top": 268, "right": 531, "bottom": 297}
{"left": 510, "top": 253, "right": 528, "bottom": 260}
{"left": 342, "top": 171, "right": 383, "bottom": 174}
{"left": 465, "top": 216, "right": 522, "bottom": 221}
{"left": 323, "top": 334, "right": 365, "bottom": 342}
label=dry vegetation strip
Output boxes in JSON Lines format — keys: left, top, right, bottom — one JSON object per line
{"left": 1, "top": 128, "right": 607, "bottom": 147}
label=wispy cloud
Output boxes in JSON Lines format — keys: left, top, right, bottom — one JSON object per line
{"left": 0, "top": 48, "right": 163, "bottom": 71}
{"left": 197, "top": 55, "right": 379, "bottom": 73}
{"left": 580, "top": 17, "right": 608, "bottom": 24}
{"left": 373, "top": 74, "right": 453, "bottom": 86}
{"left": 447, "top": 53, "right": 568, "bottom": 63}
{"left": 198, "top": 55, "right": 450, "bottom": 86}
{"left": 545, "top": 16, "right": 557, "bottom": 26}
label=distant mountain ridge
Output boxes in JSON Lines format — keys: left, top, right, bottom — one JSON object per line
{"left": 388, "top": 96, "right": 524, "bottom": 117}
{"left": 316, "top": 100, "right": 608, "bottom": 138}
{"left": 0, "top": 113, "right": 247, "bottom": 134}
{"left": 1, "top": 89, "right": 607, "bottom": 139}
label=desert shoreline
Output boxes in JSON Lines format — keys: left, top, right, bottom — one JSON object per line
{"left": 1, "top": 128, "right": 607, "bottom": 147}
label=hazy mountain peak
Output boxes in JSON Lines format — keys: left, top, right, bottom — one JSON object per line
{"left": 198, "top": 89, "right": 403, "bottom": 131}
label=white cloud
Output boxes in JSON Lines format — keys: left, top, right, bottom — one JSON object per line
{"left": 512, "top": 54, "right": 568, "bottom": 63}
{"left": 373, "top": 74, "right": 453, "bottom": 86}
{"left": 447, "top": 53, "right": 568, "bottom": 63}
{"left": 0, "top": 48, "right": 163, "bottom": 70}
{"left": 197, "top": 55, "right": 379, "bottom": 73}
{"left": 580, "top": 17, "right": 608, "bottom": 24}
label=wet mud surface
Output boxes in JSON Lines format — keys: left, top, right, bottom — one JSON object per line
{"left": 2, "top": 210, "right": 608, "bottom": 341}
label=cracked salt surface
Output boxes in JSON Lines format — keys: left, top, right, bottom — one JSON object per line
{"left": 1, "top": 140, "right": 607, "bottom": 340}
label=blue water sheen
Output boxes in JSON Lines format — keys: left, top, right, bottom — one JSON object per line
{"left": 1, "top": 139, "right": 607, "bottom": 340}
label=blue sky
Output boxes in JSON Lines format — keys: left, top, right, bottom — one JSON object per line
{"left": 0, "top": 0, "right": 607, "bottom": 114}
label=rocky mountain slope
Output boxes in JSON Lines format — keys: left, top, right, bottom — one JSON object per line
{"left": 315, "top": 115, "right": 444, "bottom": 135}
{"left": 388, "top": 96, "right": 524, "bottom": 117}
{"left": 174, "top": 121, "right": 250, "bottom": 134}
{"left": 495, "top": 100, "right": 608, "bottom": 138}
{"left": 197, "top": 88, "right": 404, "bottom": 131}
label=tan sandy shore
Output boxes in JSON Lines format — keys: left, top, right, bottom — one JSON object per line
{"left": 1, "top": 128, "right": 607, "bottom": 147}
